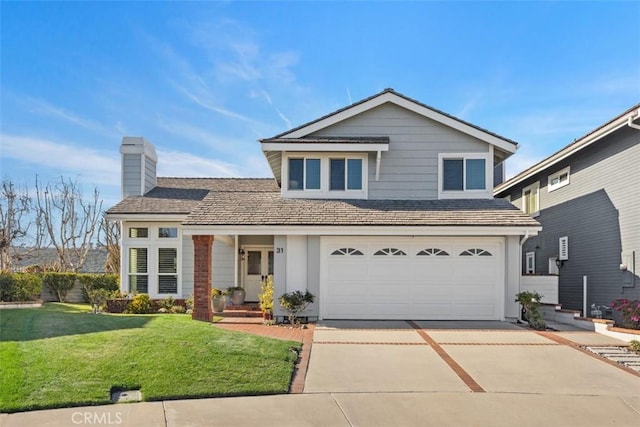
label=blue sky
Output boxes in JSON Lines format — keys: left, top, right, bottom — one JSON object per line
{"left": 2, "top": 1, "right": 639, "bottom": 209}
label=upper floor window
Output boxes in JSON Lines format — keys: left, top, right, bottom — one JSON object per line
{"left": 330, "top": 158, "right": 362, "bottom": 191}
{"left": 158, "top": 227, "right": 178, "bottom": 238}
{"left": 289, "top": 158, "right": 321, "bottom": 190}
{"left": 548, "top": 167, "right": 570, "bottom": 192}
{"left": 283, "top": 153, "right": 367, "bottom": 199}
{"left": 438, "top": 153, "right": 491, "bottom": 199}
{"left": 522, "top": 182, "right": 539, "bottom": 215}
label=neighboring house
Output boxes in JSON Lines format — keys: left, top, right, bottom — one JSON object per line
{"left": 13, "top": 247, "right": 108, "bottom": 273}
{"left": 107, "top": 89, "right": 540, "bottom": 322}
{"left": 495, "top": 104, "right": 640, "bottom": 315}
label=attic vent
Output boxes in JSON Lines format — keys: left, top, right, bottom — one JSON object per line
{"left": 559, "top": 236, "right": 569, "bottom": 261}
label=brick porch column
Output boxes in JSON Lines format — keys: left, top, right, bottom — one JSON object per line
{"left": 192, "top": 235, "right": 214, "bottom": 322}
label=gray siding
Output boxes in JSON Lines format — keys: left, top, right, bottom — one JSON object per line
{"left": 310, "top": 103, "right": 489, "bottom": 200}
{"left": 212, "top": 239, "right": 234, "bottom": 290}
{"left": 122, "top": 154, "right": 142, "bottom": 197}
{"left": 144, "top": 156, "right": 157, "bottom": 194}
{"left": 506, "top": 126, "right": 639, "bottom": 311}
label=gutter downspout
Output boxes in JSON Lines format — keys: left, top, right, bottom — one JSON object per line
{"left": 628, "top": 114, "right": 640, "bottom": 130}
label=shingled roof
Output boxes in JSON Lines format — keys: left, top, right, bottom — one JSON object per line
{"left": 183, "top": 192, "right": 539, "bottom": 228}
{"left": 108, "top": 177, "right": 538, "bottom": 228}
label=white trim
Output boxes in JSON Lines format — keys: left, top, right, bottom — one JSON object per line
{"left": 525, "top": 251, "right": 535, "bottom": 274}
{"left": 106, "top": 214, "right": 187, "bottom": 221}
{"left": 521, "top": 181, "right": 540, "bottom": 216}
{"left": 261, "top": 142, "right": 389, "bottom": 152}
{"left": 559, "top": 236, "right": 569, "bottom": 261}
{"left": 438, "top": 152, "right": 493, "bottom": 199}
{"left": 182, "top": 225, "right": 541, "bottom": 236}
{"left": 547, "top": 166, "right": 570, "bottom": 192}
{"left": 279, "top": 91, "right": 518, "bottom": 153}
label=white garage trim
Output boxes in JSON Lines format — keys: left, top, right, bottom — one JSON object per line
{"left": 319, "top": 236, "right": 505, "bottom": 320}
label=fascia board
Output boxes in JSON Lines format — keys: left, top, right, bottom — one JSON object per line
{"left": 106, "top": 214, "right": 188, "bottom": 222}
{"left": 182, "top": 225, "right": 541, "bottom": 236}
{"left": 261, "top": 143, "right": 389, "bottom": 152}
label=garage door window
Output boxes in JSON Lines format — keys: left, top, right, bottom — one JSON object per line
{"left": 374, "top": 248, "right": 407, "bottom": 256}
{"left": 460, "top": 248, "right": 492, "bottom": 256}
{"left": 331, "top": 248, "right": 364, "bottom": 256}
{"left": 417, "top": 248, "right": 449, "bottom": 256}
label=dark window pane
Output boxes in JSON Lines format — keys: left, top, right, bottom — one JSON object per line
{"left": 158, "top": 276, "right": 177, "bottom": 293}
{"left": 306, "top": 159, "right": 321, "bottom": 189}
{"left": 129, "top": 248, "right": 148, "bottom": 273}
{"left": 347, "top": 159, "right": 362, "bottom": 190}
{"left": 129, "top": 275, "right": 148, "bottom": 293}
{"left": 158, "top": 248, "right": 177, "bottom": 273}
{"left": 158, "top": 227, "right": 177, "bottom": 238}
{"left": 247, "top": 251, "right": 261, "bottom": 275}
{"left": 288, "top": 158, "right": 303, "bottom": 190}
{"left": 129, "top": 227, "right": 148, "bottom": 238}
{"left": 330, "top": 159, "right": 345, "bottom": 190}
{"left": 268, "top": 251, "right": 274, "bottom": 275}
{"left": 466, "top": 159, "right": 486, "bottom": 190}
{"left": 443, "top": 159, "right": 463, "bottom": 191}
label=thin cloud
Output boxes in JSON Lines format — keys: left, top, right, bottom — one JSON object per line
{"left": 1, "top": 134, "right": 120, "bottom": 186}
{"left": 156, "top": 149, "right": 243, "bottom": 178}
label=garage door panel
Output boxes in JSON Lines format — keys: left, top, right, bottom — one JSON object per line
{"left": 322, "top": 237, "right": 503, "bottom": 320}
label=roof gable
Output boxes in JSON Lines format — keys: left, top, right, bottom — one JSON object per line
{"left": 268, "top": 88, "right": 518, "bottom": 154}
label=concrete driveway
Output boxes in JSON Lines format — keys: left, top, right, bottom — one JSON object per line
{"left": 302, "top": 320, "right": 640, "bottom": 425}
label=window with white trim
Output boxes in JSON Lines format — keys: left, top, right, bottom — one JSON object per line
{"left": 128, "top": 247, "right": 148, "bottom": 293}
{"left": 331, "top": 248, "right": 364, "bottom": 256}
{"left": 158, "top": 248, "right": 178, "bottom": 293}
{"left": 522, "top": 182, "right": 539, "bottom": 215}
{"left": 525, "top": 252, "right": 535, "bottom": 274}
{"left": 548, "top": 167, "right": 570, "bottom": 192}
{"left": 129, "top": 227, "right": 148, "bottom": 238}
{"left": 374, "top": 248, "right": 407, "bottom": 256}
{"left": 283, "top": 153, "right": 367, "bottom": 199}
{"left": 438, "top": 153, "right": 491, "bottom": 199}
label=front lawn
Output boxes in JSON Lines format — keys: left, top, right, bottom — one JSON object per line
{"left": 0, "top": 303, "right": 300, "bottom": 413}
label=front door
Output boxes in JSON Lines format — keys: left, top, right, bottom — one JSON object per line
{"left": 243, "top": 247, "right": 274, "bottom": 301}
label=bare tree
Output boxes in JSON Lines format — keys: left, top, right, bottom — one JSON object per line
{"left": 99, "top": 213, "right": 120, "bottom": 274}
{"left": 0, "top": 180, "right": 33, "bottom": 271}
{"left": 35, "top": 176, "right": 103, "bottom": 272}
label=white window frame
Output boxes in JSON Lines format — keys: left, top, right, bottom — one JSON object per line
{"left": 522, "top": 181, "right": 540, "bottom": 216}
{"left": 525, "top": 251, "right": 535, "bottom": 274}
{"left": 286, "top": 157, "right": 322, "bottom": 192}
{"left": 548, "top": 166, "right": 570, "bottom": 192}
{"left": 438, "top": 152, "right": 492, "bottom": 199}
{"left": 123, "top": 223, "right": 182, "bottom": 298}
{"left": 282, "top": 152, "right": 368, "bottom": 199}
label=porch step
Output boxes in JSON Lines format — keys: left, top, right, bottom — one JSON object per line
{"left": 216, "top": 303, "right": 263, "bottom": 318}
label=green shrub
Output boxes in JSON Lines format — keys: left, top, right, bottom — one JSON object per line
{"left": 629, "top": 340, "right": 640, "bottom": 354}
{"left": 87, "top": 288, "right": 111, "bottom": 313}
{"left": 42, "top": 273, "right": 77, "bottom": 302}
{"left": 78, "top": 274, "right": 119, "bottom": 302}
{"left": 159, "top": 296, "right": 176, "bottom": 311}
{"left": 515, "top": 291, "right": 545, "bottom": 330}
{"left": 170, "top": 305, "right": 186, "bottom": 314}
{"left": 0, "top": 272, "right": 43, "bottom": 302}
{"left": 278, "top": 290, "right": 314, "bottom": 325}
{"left": 126, "top": 293, "right": 153, "bottom": 314}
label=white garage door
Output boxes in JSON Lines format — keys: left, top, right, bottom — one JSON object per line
{"left": 320, "top": 237, "right": 504, "bottom": 320}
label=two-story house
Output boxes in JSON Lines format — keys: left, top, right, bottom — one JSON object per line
{"left": 107, "top": 89, "right": 540, "bottom": 322}
{"left": 495, "top": 104, "right": 640, "bottom": 316}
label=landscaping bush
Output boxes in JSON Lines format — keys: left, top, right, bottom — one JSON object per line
{"left": 77, "top": 274, "right": 119, "bottom": 302}
{"left": 278, "top": 290, "right": 314, "bottom": 325}
{"left": 0, "top": 272, "right": 43, "bottom": 302}
{"left": 126, "top": 293, "right": 153, "bottom": 314}
{"left": 516, "top": 291, "right": 545, "bottom": 330}
{"left": 611, "top": 298, "right": 640, "bottom": 330}
{"left": 42, "top": 273, "right": 76, "bottom": 302}
{"left": 87, "top": 288, "right": 111, "bottom": 313}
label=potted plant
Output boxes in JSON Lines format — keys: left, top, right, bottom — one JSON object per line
{"left": 258, "top": 276, "right": 274, "bottom": 321}
{"left": 278, "top": 290, "right": 314, "bottom": 326}
{"left": 211, "top": 288, "right": 227, "bottom": 313}
{"left": 227, "top": 286, "right": 246, "bottom": 305}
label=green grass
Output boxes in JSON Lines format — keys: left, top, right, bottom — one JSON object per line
{"left": 0, "top": 303, "right": 300, "bottom": 413}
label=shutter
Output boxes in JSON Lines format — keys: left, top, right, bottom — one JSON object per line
{"left": 559, "top": 236, "right": 569, "bottom": 261}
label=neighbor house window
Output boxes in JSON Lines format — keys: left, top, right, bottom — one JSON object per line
{"left": 548, "top": 167, "right": 570, "bottom": 192}
{"left": 157, "top": 248, "right": 177, "bottom": 294}
{"left": 129, "top": 227, "right": 148, "bottom": 238}
{"left": 526, "top": 252, "right": 535, "bottom": 274}
{"left": 522, "top": 182, "right": 539, "bottom": 215}
{"left": 330, "top": 158, "right": 362, "bottom": 191}
{"left": 128, "top": 248, "right": 148, "bottom": 293}
{"left": 288, "top": 158, "right": 321, "bottom": 190}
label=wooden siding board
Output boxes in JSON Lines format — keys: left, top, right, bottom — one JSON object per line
{"left": 181, "top": 235, "right": 194, "bottom": 298}
{"left": 310, "top": 103, "right": 489, "bottom": 200}
{"left": 122, "top": 154, "right": 142, "bottom": 197}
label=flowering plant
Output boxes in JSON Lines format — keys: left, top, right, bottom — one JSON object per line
{"left": 611, "top": 298, "right": 640, "bottom": 330}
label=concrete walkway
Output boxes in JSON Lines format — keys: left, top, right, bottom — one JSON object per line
{"left": 3, "top": 321, "right": 640, "bottom": 426}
